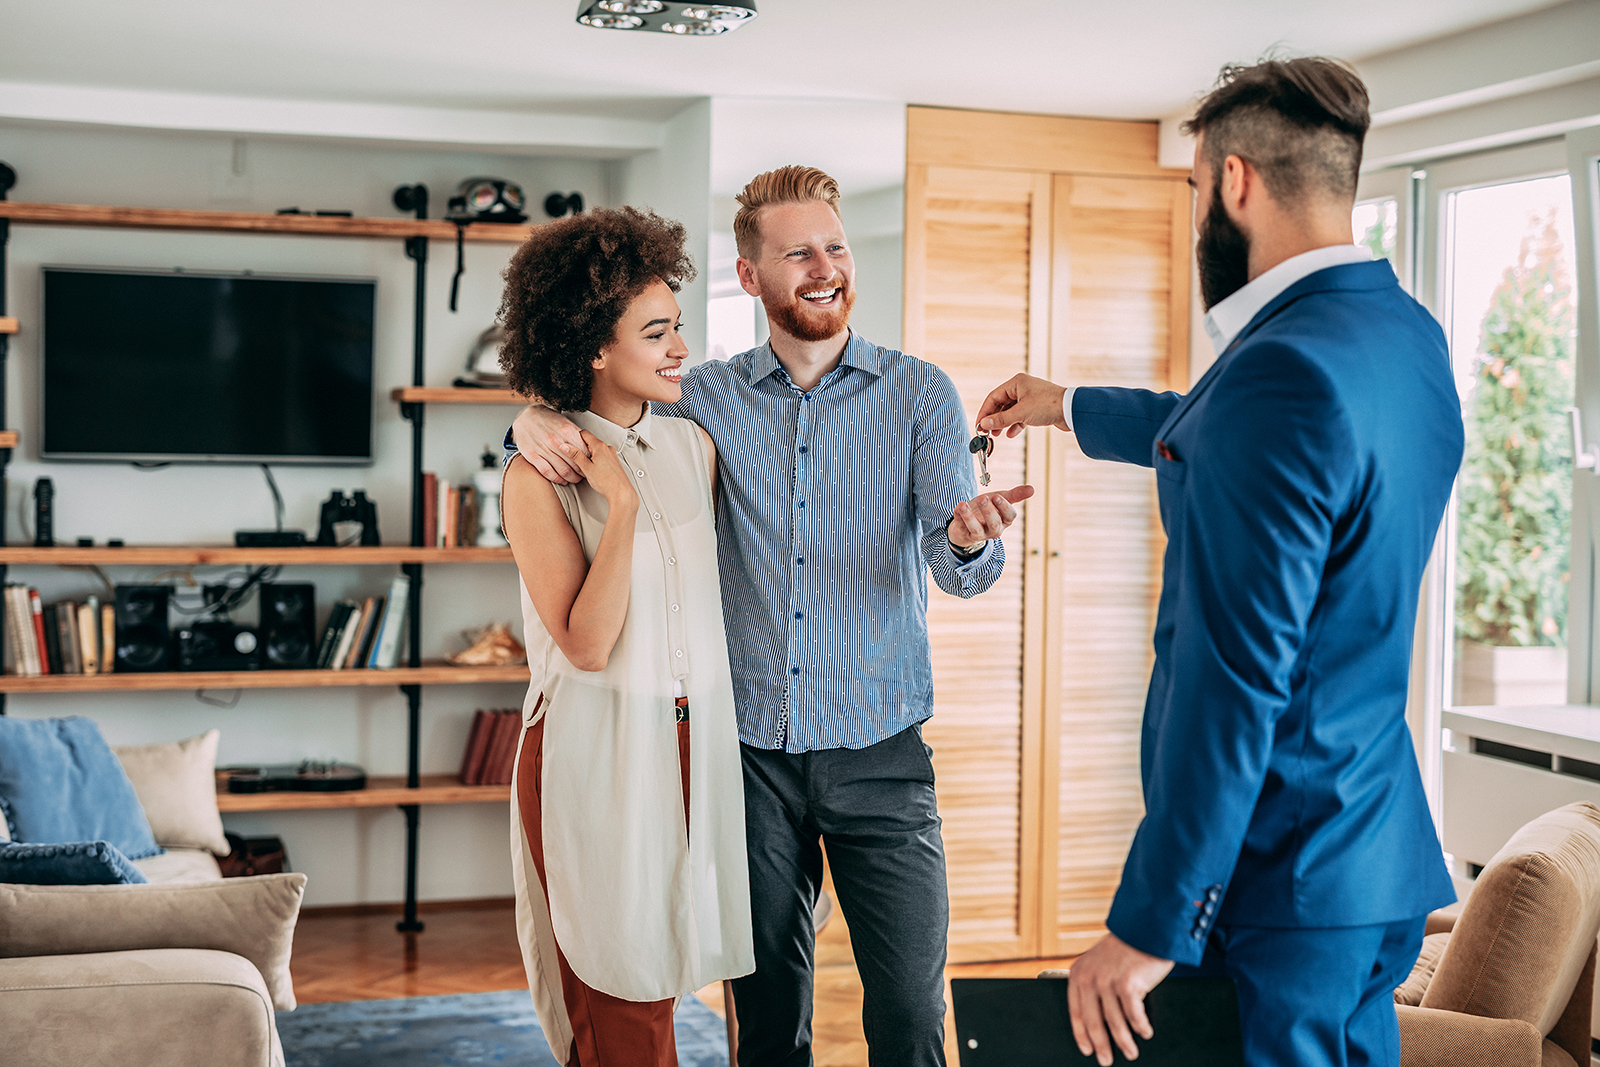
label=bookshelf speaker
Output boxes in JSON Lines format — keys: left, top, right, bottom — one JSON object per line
{"left": 114, "top": 585, "right": 171, "bottom": 672}
{"left": 260, "top": 582, "right": 316, "bottom": 670}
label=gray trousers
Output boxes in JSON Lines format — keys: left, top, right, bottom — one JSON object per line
{"left": 730, "top": 724, "right": 949, "bottom": 1067}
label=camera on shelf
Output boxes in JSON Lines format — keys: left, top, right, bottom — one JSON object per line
{"left": 315, "top": 490, "right": 380, "bottom": 546}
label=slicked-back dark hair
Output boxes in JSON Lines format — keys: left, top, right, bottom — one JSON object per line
{"left": 498, "top": 206, "right": 696, "bottom": 411}
{"left": 1181, "top": 56, "right": 1370, "bottom": 204}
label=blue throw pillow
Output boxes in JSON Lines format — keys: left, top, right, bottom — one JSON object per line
{"left": 0, "top": 716, "right": 162, "bottom": 859}
{"left": 0, "top": 840, "right": 149, "bottom": 884}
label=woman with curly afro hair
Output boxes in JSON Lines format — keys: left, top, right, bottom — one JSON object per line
{"left": 498, "top": 206, "right": 753, "bottom": 1065}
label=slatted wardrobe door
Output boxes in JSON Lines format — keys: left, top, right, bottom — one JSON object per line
{"left": 1042, "top": 174, "right": 1191, "bottom": 955}
{"left": 905, "top": 164, "right": 1051, "bottom": 961}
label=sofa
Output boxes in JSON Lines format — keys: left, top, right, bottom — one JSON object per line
{"left": 1393, "top": 801, "right": 1600, "bottom": 1067}
{"left": 0, "top": 724, "right": 305, "bottom": 1067}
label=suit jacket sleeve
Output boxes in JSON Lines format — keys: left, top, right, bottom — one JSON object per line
{"left": 1104, "top": 343, "right": 1355, "bottom": 965}
{"left": 1070, "top": 387, "right": 1184, "bottom": 468}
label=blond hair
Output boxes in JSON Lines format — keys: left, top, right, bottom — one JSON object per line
{"left": 732, "top": 165, "right": 842, "bottom": 259}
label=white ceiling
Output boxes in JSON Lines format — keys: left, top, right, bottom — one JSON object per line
{"left": 0, "top": 0, "right": 1562, "bottom": 124}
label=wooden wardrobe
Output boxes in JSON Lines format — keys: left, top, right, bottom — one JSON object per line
{"left": 904, "top": 106, "right": 1192, "bottom": 961}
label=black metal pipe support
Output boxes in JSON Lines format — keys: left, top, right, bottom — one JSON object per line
{"left": 397, "top": 802, "right": 423, "bottom": 933}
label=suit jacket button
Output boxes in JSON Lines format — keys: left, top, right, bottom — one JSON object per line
{"left": 1192, "top": 929, "right": 1205, "bottom": 940}
{"left": 1206, "top": 886, "right": 1221, "bottom": 902}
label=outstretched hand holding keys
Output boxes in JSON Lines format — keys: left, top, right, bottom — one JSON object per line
{"left": 974, "top": 373, "right": 1070, "bottom": 438}
{"left": 948, "top": 429, "right": 1033, "bottom": 551}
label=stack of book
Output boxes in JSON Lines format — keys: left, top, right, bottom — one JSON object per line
{"left": 313, "top": 574, "right": 411, "bottom": 670}
{"left": 458, "top": 708, "right": 523, "bottom": 785}
{"left": 4, "top": 585, "right": 115, "bottom": 676}
{"left": 421, "top": 472, "right": 482, "bottom": 548}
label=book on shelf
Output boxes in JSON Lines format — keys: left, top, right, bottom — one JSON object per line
{"left": 3, "top": 586, "right": 22, "bottom": 675}
{"left": 458, "top": 708, "right": 520, "bottom": 785}
{"left": 486, "top": 709, "right": 522, "bottom": 786}
{"left": 342, "top": 596, "right": 384, "bottom": 670}
{"left": 422, "top": 472, "right": 438, "bottom": 548}
{"left": 56, "top": 602, "right": 80, "bottom": 674}
{"left": 457, "top": 485, "right": 479, "bottom": 548}
{"left": 438, "top": 478, "right": 454, "bottom": 548}
{"left": 6, "top": 585, "right": 40, "bottom": 676}
{"left": 459, "top": 709, "right": 490, "bottom": 783}
{"left": 78, "top": 598, "right": 100, "bottom": 674}
{"left": 315, "top": 601, "right": 357, "bottom": 669}
{"left": 99, "top": 602, "right": 115, "bottom": 673}
{"left": 368, "top": 575, "right": 410, "bottom": 669}
{"left": 41, "top": 603, "right": 62, "bottom": 674}
{"left": 28, "top": 590, "right": 50, "bottom": 675}
{"left": 328, "top": 601, "right": 362, "bottom": 671}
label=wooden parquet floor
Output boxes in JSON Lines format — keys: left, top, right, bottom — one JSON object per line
{"left": 291, "top": 896, "right": 1076, "bottom": 1065}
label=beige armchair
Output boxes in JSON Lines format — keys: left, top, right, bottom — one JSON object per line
{"left": 1394, "top": 801, "right": 1600, "bottom": 1067}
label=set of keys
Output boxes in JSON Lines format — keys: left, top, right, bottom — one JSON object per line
{"left": 968, "top": 433, "right": 994, "bottom": 486}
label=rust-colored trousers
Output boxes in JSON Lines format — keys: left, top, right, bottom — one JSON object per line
{"left": 516, "top": 697, "right": 691, "bottom": 1067}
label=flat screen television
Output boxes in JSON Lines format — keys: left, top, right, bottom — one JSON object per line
{"left": 42, "top": 266, "right": 376, "bottom": 465}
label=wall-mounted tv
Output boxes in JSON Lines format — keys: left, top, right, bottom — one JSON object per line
{"left": 42, "top": 266, "right": 376, "bottom": 465}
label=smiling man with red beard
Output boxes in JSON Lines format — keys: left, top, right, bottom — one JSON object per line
{"left": 512, "top": 166, "right": 1029, "bottom": 1066}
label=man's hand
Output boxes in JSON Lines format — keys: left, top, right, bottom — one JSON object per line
{"left": 1066, "top": 933, "right": 1175, "bottom": 1065}
{"left": 512, "top": 405, "right": 589, "bottom": 485}
{"left": 948, "top": 484, "right": 1034, "bottom": 550}
{"left": 974, "top": 373, "right": 1068, "bottom": 439}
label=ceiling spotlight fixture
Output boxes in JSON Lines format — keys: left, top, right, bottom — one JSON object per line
{"left": 660, "top": 18, "right": 729, "bottom": 34}
{"left": 574, "top": 0, "right": 756, "bottom": 33}
{"left": 680, "top": 5, "right": 755, "bottom": 21}
{"left": 578, "top": 11, "right": 644, "bottom": 28}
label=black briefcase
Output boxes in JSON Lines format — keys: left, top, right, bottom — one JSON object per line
{"left": 951, "top": 975, "right": 1244, "bottom": 1066}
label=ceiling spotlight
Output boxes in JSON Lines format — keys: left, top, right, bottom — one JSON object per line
{"left": 661, "top": 18, "right": 729, "bottom": 34}
{"left": 575, "top": 1, "right": 756, "bottom": 32}
{"left": 680, "top": 5, "right": 755, "bottom": 20}
{"left": 578, "top": 11, "right": 644, "bottom": 28}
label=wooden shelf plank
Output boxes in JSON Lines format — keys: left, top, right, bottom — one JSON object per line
{"left": 216, "top": 773, "right": 510, "bottom": 812}
{"left": 391, "top": 387, "right": 526, "bottom": 405}
{"left": 0, "top": 544, "right": 513, "bottom": 565}
{"left": 0, "top": 316, "right": 16, "bottom": 334}
{"left": 0, "top": 431, "right": 16, "bottom": 449}
{"left": 0, "top": 202, "right": 534, "bottom": 245}
{"left": 0, "top": 662, "right": 528, "bottom": 694}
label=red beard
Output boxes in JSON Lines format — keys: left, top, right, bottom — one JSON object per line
{"left": 763, "top": 275, "right": 856, "bottom": 343}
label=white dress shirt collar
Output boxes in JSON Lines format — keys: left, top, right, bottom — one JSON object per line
{"left": 1203, "top": 244, "right": 1374, "bottom": 357}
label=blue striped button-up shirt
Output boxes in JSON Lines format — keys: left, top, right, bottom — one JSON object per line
{"left": 660, "top": 332, "right": 1004, "bottom": 752}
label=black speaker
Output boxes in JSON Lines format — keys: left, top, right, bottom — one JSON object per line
{"left": 114, "top": 585, "right": 171, "bottom": 673}
{"left": 259, "top": 582, "right": 316, "bottom": 670}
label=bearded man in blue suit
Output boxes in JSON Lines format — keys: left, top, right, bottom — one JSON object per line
{"left": 978, "top": 57, "right": 1463, "bottom": 1067}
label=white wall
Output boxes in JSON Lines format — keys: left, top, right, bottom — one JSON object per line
{"left": 0, "top": 123, "right": 608, "bottom": 906}
{"left": 613, "top": 100, "right": 713, "bottom": 365}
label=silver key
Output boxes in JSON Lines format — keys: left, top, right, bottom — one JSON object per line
{"left": 969, "top": 434, "right": 993, "bottom": 486}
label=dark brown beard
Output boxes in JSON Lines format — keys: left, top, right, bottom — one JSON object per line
{"left": 1197, "top": 183, "right": 1252, "bottom": 310}
{"left": 763, "top": 276, "right": 856, "bottom": 343}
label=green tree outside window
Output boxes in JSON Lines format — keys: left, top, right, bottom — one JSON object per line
{"left": 1455, "top": 212, "right": 1576, "bottom": 647}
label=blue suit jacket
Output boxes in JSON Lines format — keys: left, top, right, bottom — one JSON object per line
{"left": 1073, "top": 260, "right": 1462, "bottom": 965}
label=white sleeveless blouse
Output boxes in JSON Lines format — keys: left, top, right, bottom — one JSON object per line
{"left": 508, "top": 406, "right": 753, "bottom": 1056}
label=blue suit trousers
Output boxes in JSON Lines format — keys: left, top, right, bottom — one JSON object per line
{"left": 1170, "top": 915, "right": 1426, "bottom": 1067}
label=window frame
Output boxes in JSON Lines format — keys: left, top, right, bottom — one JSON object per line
{"left": 1359, "top": 135, "right": 1597, "bottom": 826}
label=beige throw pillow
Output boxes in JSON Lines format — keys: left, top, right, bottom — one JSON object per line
{"left": 0, "top": 873, "right": 306, "bottom": 1011}
{"left": 113, "top": 729, "right": 230, "bottom": 856}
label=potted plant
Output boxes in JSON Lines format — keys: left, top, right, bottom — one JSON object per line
{"left": 1454, "top": 212, "right": 1575, "bottom": 706}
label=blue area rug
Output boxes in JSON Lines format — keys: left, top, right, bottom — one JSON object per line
{"left": 278, "top": 988, "right": 729, "bottom": 1066}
